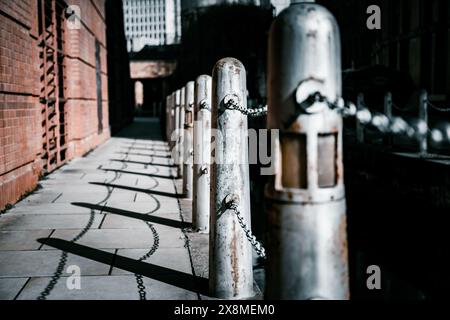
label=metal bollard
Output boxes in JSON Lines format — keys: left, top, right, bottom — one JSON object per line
{"left": 178, "top": 87, "right": 186, "bottom": 177}
{"left": 183, "top": 81, "right": 195, "bottom": 199}
{"left": 266, "top": 2, "right": 349, "bottom": 300}
{"left": 173, "top": 89, "right": 182, "bottom": 177}
{"left": 419, "top": 90, "right": 428, "bottom": 154}
{"left": 210, "top": 58, "right": 254, "bottom": 299}
{"left": 356, "top": 93, "right": 365, "bottom": 144}
{"left": 383, "top": 92, "right": 392, "bottom": 146}
{"left": 166, "top": 93, "right": 173, "bottom": 143}
{"left": 193, "top": 75, "right": 212, "bottom": 232}
{"left": 170, "top": 92, "right": 176, "bottom": 149}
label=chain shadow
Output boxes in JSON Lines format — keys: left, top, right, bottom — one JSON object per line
{"left": 100, "top": 168, "right": 177, "bottom": 180}
{"left": 37, "top": 238, "right": 209, "bottom": 296}
{"left": 121, "top": 146, "right": 170, "bottom": 152}
{"left": 72, "top": 202, "right": 191, "bottom": 229}
{"left": 110, "top": 159, "right": 177, "bottom": 168}
{"left": 115, "top": 152, "right": 171, "bottom": 159}
{"left": 89, "top": 182, "right": 183, "bottom": 199}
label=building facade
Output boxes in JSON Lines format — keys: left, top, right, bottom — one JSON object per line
{"left": 123, "top": 0, "right": 182, "bottom": 52}
{"left": 0, "top": 0, "right": 132, "bottom": 210}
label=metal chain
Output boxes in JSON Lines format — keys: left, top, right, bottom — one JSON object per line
{"left": 303, "top": 92, "right": 449, "bottom": 144}
{"left": 224, "top": 97, "right": 268, "bottom": 117}
{"left": 427, "top": 101, "right": 450, "bottom": 113}
{"left": 392, "top": 102, "right": 414, "bottom": 112}
{"left": 135, "top": 222, "right": 160, "bottom": 300}
{"left": 199, "top": 100, "right": 211, "bottom": 112}
{"left": 225, "top": 197, "right": 266, "bottom": 259}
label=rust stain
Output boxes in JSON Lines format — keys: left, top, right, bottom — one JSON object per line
{"left": 338, "top": 214, "right": 349, "bottom": 295}
{"left": 215, "top": 58, "right": 244, "bottom": 75}
{"left": 291, "top": 121, "right": 302, "bottom": 132}
{"left": 230, "top": 221, "right": 239, "bottom": 296}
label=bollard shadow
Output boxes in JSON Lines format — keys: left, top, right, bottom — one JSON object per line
{"left": 115, "top": 152, "right": 171, "bottom": 159}
{"left": 37, "top": 238, "right": 209, "bottom": 296}
{"left": 122, "top": 146, "right": 170, "bottom": 152}
{"left": 72, "top": 202, "right": 191, "bottom": 229}
{"left": 100, "top": 168, "right": 177, "bottom": 180}
{"left": 110, "top": 159, "right": 177, "bottom": 168}
{"left": 122, "top": 141, "right": 168, "bottom": 146}
{"left": 89, "top": 182, "right": 183, "bottom": 199}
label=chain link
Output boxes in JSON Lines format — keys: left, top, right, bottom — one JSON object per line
{"left": 225, "top": 197, "right": 266, "bottom": 259}
{"left": 135, "top": 222, "right": 160, "bottom": 300}
{"left": 392, "top": 102, "right": 414, "bottom": 112}
{"left": 427, "top": 101, "right": 450, "bottom": 113}
{"left": 224, "top": 98, "right": 268, "bottom": 117}
{"left": 199, "top": 100, "right": 211, "bottom": 112}
{"left": 303, "top": 92, "right": 450, "bottom": 144}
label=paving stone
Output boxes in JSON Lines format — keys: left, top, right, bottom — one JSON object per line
{"left": 46, "top": 227, "right": 185, "bottom": 250}
{"left": 36, "top": 185, "right": 109, "bottom": 194}
{"left": 0, "top": 278, "right": 29, "bottom": 300}
{"left": 54, "top": 191, "right": 134, "bottom": 204}
{"left": 100, "top": 212, "right": 184, "bottom": 230}
{"left": 16, "top": 192, "right": 62, "bottom": 205}
{"left": 0, "top": 230, "right": 53, "bottom": 251}
{"left": 0, "top": 250, "right": 113, "bottom": 278}
{"left": 134, "top": 192, "right": 180, "bottom": 204}
{"left": 17, "top": 275, "right": 199, "bottom": 300}
{"left": 79, "top": 172, "right": 117, "bottom": 183}
{"left": 0, "top": 120, "right": 209, "bottom": 300}
{"left": 0, "top": 214, "right": 103, "bottom": 231}
{"left": 112, "top": 248, "right": 193, "bottom": 275}
{"left": 7, "top": 203, "right": 97, "bottom": 215}
{"left": 107, "top": 199, "right": 180, "bottom": 214}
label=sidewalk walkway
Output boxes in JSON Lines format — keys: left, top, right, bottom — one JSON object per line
{"left": 0, "top": 118, "right": 207, "bottom": 300}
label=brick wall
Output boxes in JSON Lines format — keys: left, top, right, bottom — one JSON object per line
{"left": 0, "top": 0, "right": 120, "bottom": 210}
{"left": 64, "top": 0, "right": 110, "bottom": 159}
{"left": 0, "top": 0, "right": 41, "bottom": 210}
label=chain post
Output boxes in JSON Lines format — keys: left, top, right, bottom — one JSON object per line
{"left": 383, "top": 92, "right": 393, "bottom": 147}
{"left": 210, "top": 57, "right": 254, "bottom": 299}
{"left": 419, "top": 90, "right": 428, "bottom": 154}
{"left": 193, "top": 75, "right": 212, "bottom": 232}
{"left": 166, "top": 93, "right": 174, "bottom": 146}
{"left": 179, "top": 86, "right": 186, "bottom": 177}
{"left": 172, "top": 89, "right": 182, "bottom": 177}
{"left": 266, "top": 2, "right": 349, "bottom": 300}
{"left": 183, "top": 81, "right": 195, "bottom": 199}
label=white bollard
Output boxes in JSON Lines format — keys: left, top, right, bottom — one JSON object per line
{"left": 173, "top": 89, "right": 182, "bottom": 177}
{"left": 193, "top": 75, "right": 212, "bottom": 232}
{"left": 209, "top": 57, "right": 254, "bottom": 299}
{"left": 178, "top": 87, "right": 186, "bottom": 177}
{"left": 183, "top": 81, "right": 195, "bottom": 199}
{"left": 166, "top": 93, "right": 173, "bottom": 143}
{"left": 266, "top": 2, "right": 349, "bottom": 300}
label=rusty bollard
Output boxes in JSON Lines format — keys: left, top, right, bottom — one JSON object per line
{"left": 266, "top": 2, "right": 349, "bottom": 300}
{"left": 193, "top": 75, "right": 212, "bottom": 232}
{"left": 183, "top": 81, "right": 195, "bottom": 199}
{"left": 209, "top": 58, "right": 254, "bottom": 299}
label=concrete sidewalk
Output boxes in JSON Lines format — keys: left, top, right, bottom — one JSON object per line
{"left": 0, "top": 118, "right": 207, "bottom": 300}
